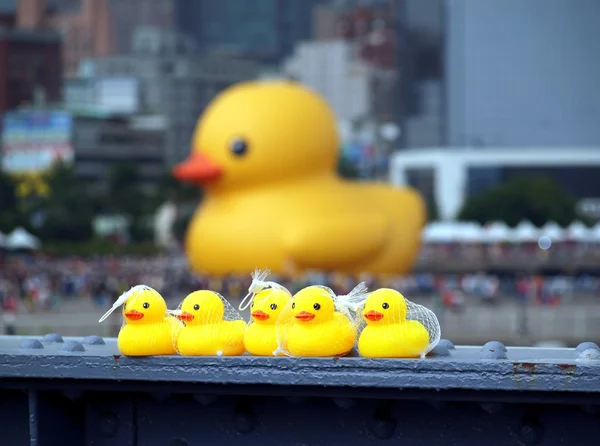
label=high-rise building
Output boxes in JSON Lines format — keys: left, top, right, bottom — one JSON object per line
{"left": 174, "top": 0, "right": 325, "bottom": 63}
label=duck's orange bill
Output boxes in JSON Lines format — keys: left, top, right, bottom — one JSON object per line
{"left": 251, "top": 310, "right": 270, "bottom": 321}
{"left": 176, "top": 311, "right": 194, "bottom": 322}
{"left": 125, "top": 310, "right": 144, "bottom": 321}
{"left": 364, "top": 310, "right": 384, "bottom": 322}
{"left": 295, "top": 311, "right": 315, "bottom": 321}
{"left": 173, "top": 153, "right": 222, "bottom": 183}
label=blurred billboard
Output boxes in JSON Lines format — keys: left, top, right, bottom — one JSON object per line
{"left": 1, "top": 110, "right": 74, "bottom": 175}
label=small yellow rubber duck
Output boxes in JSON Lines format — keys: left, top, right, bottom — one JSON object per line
{"left": 357, "top": 288, "right": 440, "bottom": 358}
{"left": 172, "top": 290, "right": 246, "bottom": 356}
{"left": 244, "top": 287, "right": 291, "bottom": 356}
{"left": 98, "top": 285, "right": 181, "bottom": 357}
{"left": 276, "top": 284, "right": 367, "bottom": 357}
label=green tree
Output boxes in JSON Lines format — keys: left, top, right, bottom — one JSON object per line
{"left": 337, "top": 155, "right": 360, "bottom": 179}
{"left": 0, "top": 172, "right": 21, "bottom": 231}
{"left": 458, "top": 175, "right": 579, "bottom": 227}
{"left": 426, "top": 197, "right": 439, "bottom": 222}
{"left": 36, "top": 163, "right": 95, "bottom": 241}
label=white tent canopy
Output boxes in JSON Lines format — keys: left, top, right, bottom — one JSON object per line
{"left": 422, "top": 221, "right": 457, "bottom": 243}
{"left": 483, "top": 221, "right": 511, "bottom": 243}
{"left": 512, "top": 220, "right": 540, "bottom": 243}
{"left": 453, "top": 221, "right": 484, "bottom": 243}
{"left": 540, "top": 221, "right": 564, "bottom": 242}
{"left": 591, "top": 222, "right": 600, "bottom": 242}
{"left": 5, "top": 227, "right": 41, "bottom": 250}
{"left": 565, "top": 221, "right": 591, "bottom": 241}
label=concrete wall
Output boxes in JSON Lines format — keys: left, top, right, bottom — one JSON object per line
{"left": 446, "top": 0, "right": 600, "bottom": 147}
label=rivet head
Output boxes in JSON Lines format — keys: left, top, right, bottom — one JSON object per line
{"left": 332, "top": 397, "right": 357, "bottom": 409}
{"left": 369, "top": 408, "right": 396, "bottom": 440}
{"left": 42, "top": 333, "right": 64, "bottom": 343}
{"left": 437, "top": 339, "right": 456, "bottom": 350}
{"left": 428, "top": 343, "right": 451, "bottom": 357}
{"left": 575, "top": 342, "right": 600, "bottom": 354}
{"left": 193, "top": 394, "right": 218, "bottom": 406}
{"left": 480, "top": 341, "right": 508, "bottom": 360}
{"left": 82, "top": 335, "right": 105, "bottom": 345}
{"left": 60, "top": 340, "right": 85, "bottom": 352}
{"left": 99, "top": 411, "right": 119, "bottom": 437}
{"left": 20, "top": 339, "right": 44, "bottom": 350}
{"left": 519, "top": 419, "right": 544, "bottom": 445}
{"left": 577, "top": 348, "right": 600, "bottom": 362}
{"left": 233, "top": 410, "right": 255, "bottom": 434}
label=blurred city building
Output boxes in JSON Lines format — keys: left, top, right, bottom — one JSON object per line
{"left": 174, "top": 0, "right": 326, "bottom": 64}
{"left": 70, "top": 111, "right": 167, "bottom": 193}
{"left": 390, "top": 148, "right": 600, "bottom": 221}
{"left": 0, "top": 0, "right": 114, "bottom": 76}
{"left": 108, "top": 0, "right": 175, "bottom": 54}
{"left": 82, "top": 27, "right": 262, "bottom": 164}
{"left": 0, "top": 20, "right": 61, "bottom": 117}
{"left": 445, "top": 0, "right": 600, "bottom": 147}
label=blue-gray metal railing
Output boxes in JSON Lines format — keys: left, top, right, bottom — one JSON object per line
{"left": 1, "top": 335, "right": 600, "bottom": 445}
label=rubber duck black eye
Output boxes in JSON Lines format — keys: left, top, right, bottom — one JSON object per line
{"left": 143, "top": 302, "right": 150, "bottom": 309}
{"left": 230, "top": 138, "right": 248, "bottom": 156}
{"left": 270, "top": 303, "right": 277, "bottom": 310}
{"left": 291, "top": 302, "right": 295, "bottom": 309}
{"left": 193, "top": 304, "right": 200, "bottom": 310}
{"left": 313, "top": 303, "right": 321, "bottom": 310}
{"left": 382, "top": 302, "right": 389, "bottom": 309}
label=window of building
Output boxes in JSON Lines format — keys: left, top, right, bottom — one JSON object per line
{"left": 405, "top": 167, "right": 436, "bottom": 209}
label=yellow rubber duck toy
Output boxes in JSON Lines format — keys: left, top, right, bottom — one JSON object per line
{"left": 276, "top": 284, "right": 367, "bottom": 357}
{"left": 172, "top": 290, "right": 246, "bottom": 356}
{"left": 244, "top": 287, "right": 291, "bottom": 356}
{"left": 357, "top": 288, "right": 440, "bottom": 358}
{"left": 173, "top": 80, "right": 426, "bottom": 275}
{"left": 98, "top": 285, "right": 181, "bottom": 357}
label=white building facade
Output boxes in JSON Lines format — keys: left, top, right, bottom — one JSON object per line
{"left": 390, "top": 148, "right": 600, "bottom": 221}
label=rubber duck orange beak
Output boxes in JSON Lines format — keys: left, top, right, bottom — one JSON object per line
{"left": 251, "top": 310, "right": 270, "bottom": 321}
{"left": 124, "top": 310, "right": 144, "bottom": 321}
{"left": 295, "top": 311, "right": 315, "bottom": 321}
{"left": 364, "top": 310, "right": 384, "bottom": 322}
{"left": 176, "top": 311, "right": 195, "bottom": 322}
{"left": 173, "top": 152, "right": 222, "bottom": 184}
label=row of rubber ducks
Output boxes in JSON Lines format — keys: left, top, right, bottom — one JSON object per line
{"left": 99, "top": 270, "right": 441, "bottom": 359}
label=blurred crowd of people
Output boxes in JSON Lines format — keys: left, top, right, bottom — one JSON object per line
{"left": 1, "top": 252, "right": 599, "bottom": 317}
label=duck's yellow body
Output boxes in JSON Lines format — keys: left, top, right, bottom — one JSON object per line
{"left": 357, "top": 288, "right": 435, "bottom": 359}
{"left": 118, "top": 316, "right": 179, "bottom": 357}
{"left": 244, "top": 288, "right": 291, "bottom": 356}
{"left": 285, "top": 312, "right": 357, "bottom": 357}
{"left": 177, "top": 320, "right": 246, "bottom": 356}
{"left": 174, "top": 290, "right": 246, "bottom": 356}
{"left": 174, "top": 81, "right": 425, "bottom": 275}
{"left": 358, "top": 320, "right": 430, "bottom": 358}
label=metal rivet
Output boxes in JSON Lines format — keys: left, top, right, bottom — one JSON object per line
{"left": 428, "top": 343, "right": 451, "bottom": 357}
{"left": 99, "top": 411, "right": 119, "bottom": 437}
{"left": 480, "top": 402, "right": 504, "bottom": 414}
{"left": 82, "top": 335, "right": 105, "bottom": 345}
{"left": 193, "top": 394, "right": 218, "bottom": 406}
{"left": 20, "top": 339, "right": 44, "bottom": 350}
{"left": 169, "top": 439, "right": 188, "bottom": 446}
{"left": 333, "top": 397, "right": 357, "bottom": 409}
{"left": 369, "top": 408, "right": 396, "bottom": 440}
{"left": 60, "top": 340, "right": 85, "bottom": 352}
{"left": 285, "top": 396, "right": 307, "bottom": 405}
{"left": 42, "top": 333, "right": 64, "bottom": 343}
{"left": 233, "top": 409, "right": 255, "bottom": 434}
{"left": 150, "top": 392, "right": 171, "bottom": 402}
{"left": 437, "top": 339, "right": 455, "bottom": 350}
{"left": 519, "top": 418, "right": 544, "bottom": 445}
{"left": 61, "top": 390, "right": 83, "bottom": 401}
{"left": 480, "top": 341, "right": 508, "bottom": 360}
{"left": 575, "top": 342, "right": 600, "bottom": 354}
{"left": 576, "top": 348, "right": 600, "bottom": 362}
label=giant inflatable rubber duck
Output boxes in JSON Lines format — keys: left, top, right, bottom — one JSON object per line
{"left": 173, "top": 80, "right": 426, "bottom": 275}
